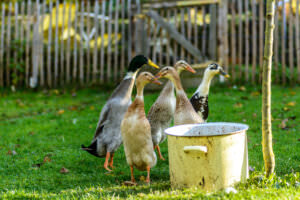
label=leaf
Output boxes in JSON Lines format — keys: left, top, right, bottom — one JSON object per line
{"left": 57, "top": 110, "right": 65, "bottom": 115}
{"left": 250, "top": 91, "right": 260, "bottom": 96}
{"left": 69, "top": 106, "right": 77, "bottom": 111}
{"left": 279, "top": 119, "right": 289, "bottom": 130}
{"left": 54, "top": 89, "right": 60, "bottom": 95}
{"left": 90, "top": 106, "right": 95, "bottom": 110}
{"left": 43, "top": 156, "right": 51, "bottom": 163}
{"left": 286, "top": 102, "right": 296, "bottom": 107}
{"left": 60, "top": 167, "right": 69, "bottom": 174}
{"left": 234, "top": 102, "right": 243, "bottom": 108}
{"left": 139, "top": 176, "right": 146, "bottom": 181}
{"left": 283, "top": 107, "right": 290, "bottom": 111}
{"left": 32, "top": 163, "right": 43, "bottom": 168}
{"left": 123, "top": 181, "right": 137, "bottom": 186}
{"left": 290, "top": 91, "right": 296, "bottom": 95}
{"left": 239, "top": 86, "right": 246, "bottom": 91}
{"left": 7, "top": 150, "right": 17, "bottom": 155}
{"left": 16, "top": 99, "right": 25, "bottom": 107}
{"left": 28, "top": 131, "right": 35, "bottom": 135}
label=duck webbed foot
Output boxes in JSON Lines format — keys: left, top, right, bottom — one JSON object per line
{"left": 155, "top": 145, "right": 165, "bottom": 160}
{"left": 104, "top": 152, "right": 112, "bottom": 171}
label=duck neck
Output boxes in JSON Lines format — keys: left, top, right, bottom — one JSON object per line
{"left": 123, "top": 70, "right": 140, "bottom": 99}
{"left": 170, "top": 73, "right": 184, "bottom": 93}
{"left": 135, "top": 82, "right": 145, "bottom": 102}
{"left": 162, "top": 68, "right": 183, "bottom": 94}
{"left": 196, "top": 71, "right": 214, "bottom": 96}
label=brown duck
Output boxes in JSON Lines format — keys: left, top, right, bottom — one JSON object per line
{"left": 155, "top": 66, "right": 203, "bottom": 125}
{"left": 121, "top": 72, "right": 162, "bottom": 183}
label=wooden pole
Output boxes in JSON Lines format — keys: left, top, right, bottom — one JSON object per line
{"left": 262, "top": 0, "right": 275, "bottom": 177}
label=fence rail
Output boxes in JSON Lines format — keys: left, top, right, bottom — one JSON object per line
{"left": 0, "top": 0, "right": 299, "bottom": 88}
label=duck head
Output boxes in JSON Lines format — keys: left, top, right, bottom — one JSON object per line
{"left": 205, "top": 63, "right": 230, "bottom": 78}
{"left": 136, "top": 72, "right": 162, "bottom": 87}
{"left": 174, "top": 60, "right": 196, "bottom": 74}
{"left": 128, "top": 55, "right": 160, "bottom": 73}
{"left": 155, "top": 66, "right": 178, "bottom": 81}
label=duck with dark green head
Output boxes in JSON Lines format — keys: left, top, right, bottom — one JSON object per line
{"left": 81, "top": 55, "right": 159, "bottom": 172}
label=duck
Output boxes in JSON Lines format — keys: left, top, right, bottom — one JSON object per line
{"left": 81, "top": 55, "right": 159, "bottom": 172}
{"left": 155, "top": 66, "right": 203, "bottom": 125}
{"left": 190, "top": 63, "right": 229, "bottom": 121}
{"left": 121, "top": 72, "right": 162, "bottom": 184}
{"left": 147, "top": 60, "right": 195, "bottom": 160}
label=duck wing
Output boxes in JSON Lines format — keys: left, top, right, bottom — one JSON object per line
{"left": 190, "top": 93, "right": 208, "bottom": 121}
{"left": 93, "top": 103, "right": 111, "bottom": 140}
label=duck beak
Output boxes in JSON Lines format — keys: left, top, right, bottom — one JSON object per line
{"left": 155, "top": 71, "right": 163, "bottom": 79}
{"left": 219, "top": 69, "right": 230, "bottom": 78}
{"left": 186, "top": 65, "right": 196, "bottom": 73}
{"left": 151, "top": 78, "right": 162, "bottom": 85}
{"left": 148, "top": 59, "right": 160, "bottom": 69}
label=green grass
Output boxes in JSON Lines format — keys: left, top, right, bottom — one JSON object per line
{"left": 0, "top": 85, "right": 299, "bottom": 199}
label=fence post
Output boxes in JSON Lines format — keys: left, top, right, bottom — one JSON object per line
{"left": 209, "top": 4, "right": 217, "bottom": 61}
{"left": 218, "top": 0, "right": 228, "bottom": 82}
{"left": 135, "top": 1, "right": 148, "bottom": 56}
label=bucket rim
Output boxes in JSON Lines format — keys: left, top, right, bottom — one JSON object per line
{"left": 165, "top": 122, "right": 249, "bottom": 137}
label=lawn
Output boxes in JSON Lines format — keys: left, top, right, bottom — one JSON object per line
{"left": 0, "top": 84, "right": 299, "bottom": 199}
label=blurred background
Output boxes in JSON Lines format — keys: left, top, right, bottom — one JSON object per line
{"left": 0, "top": 0, "right": 299, "bottom": 89}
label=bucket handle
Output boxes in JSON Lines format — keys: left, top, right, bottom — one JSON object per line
{"left": 183, "top": 146, "right": 207, "bottom": 153}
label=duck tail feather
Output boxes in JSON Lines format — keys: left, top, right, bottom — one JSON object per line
{"left": 81, "top": 140, "right": 101, "bottom": 157}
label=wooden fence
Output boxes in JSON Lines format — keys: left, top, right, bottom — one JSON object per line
{"left": 0, "top": 0, "right": 142, "bottom": 88}
{"left": 0, "top": 0, "right": 300, "bottom": 88}
{"left": 226, "top": 0, "right": 300, "bottom": 85}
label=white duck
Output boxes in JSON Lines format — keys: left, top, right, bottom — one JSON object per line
{"left": 190, "top": 63, "right": 229, "bottom": 121}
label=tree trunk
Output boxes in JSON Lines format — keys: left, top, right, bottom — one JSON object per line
{"left": 262, "top": 0, "right": 275, "bottom": 177}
